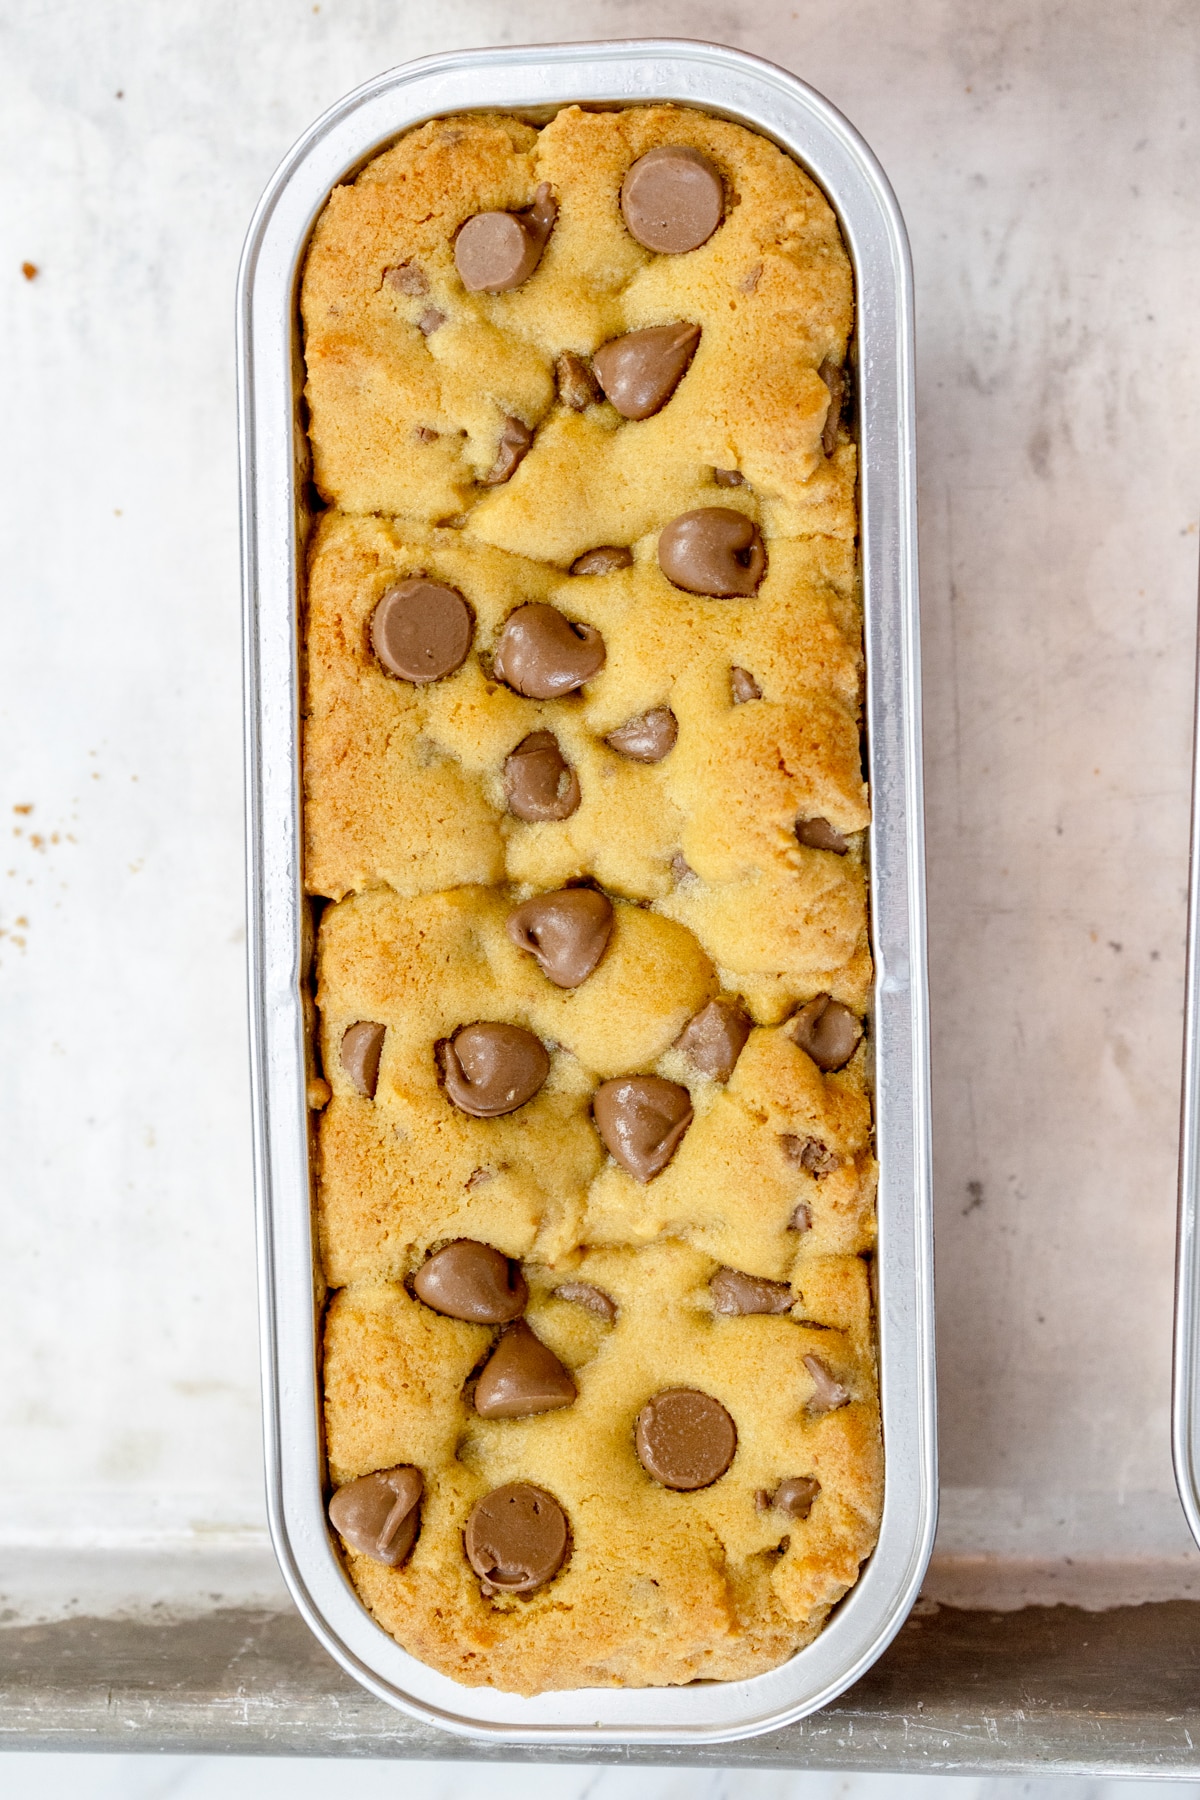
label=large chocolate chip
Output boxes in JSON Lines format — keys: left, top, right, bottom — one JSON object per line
{"left": 605, "top": 706, "right": 677, "bottom": 763}
{"left": 328, "top": 1465, "right": 423, "bottom": 1566}
{"left": 635, "top": 1388, "right": 737, "bottom": 1490}
{"left": 473, "top": 1320, "right": 577, "bottom": 1418}
{"left": 674, "top": 997, "right": 750, "bottom": 1082}
{"left": 455, "top": 183, "right": 557, "bottom": 293}
{"left": 795, "top": 816, "right": 848, "bottom": 854}
{"left": 570, "top": 546, "right": 632, "bottom": 576}
{"left": 818, "top": 356, "right": 845, "bottom": 456}
{"left": 790, "top": 995, "right": 863, "bottom": 1072}
{"left": 464, "top": 1482, "right": 569, "bottom": 1594}
{"left": 412, "top": 1239, "right": 528, "bottom": 1323}
{"left": 371, "top": 579, "right": 473, "bottom": 683}
{"left": 621, "top": 146, "right": 724, "bottom": 254}
{"left": 730, "top": 665, "right": 761, "bottom": 704}
{"left": 439, "top": 1022, "right": 550, "bottom": 1117}
{"left": 804, "top": 1354, "right": 850, "bottom": 1414}
{"left": 504, "top": 731, "right": 581, "bottom": 822}
{"left": 658, "top": 508, "right": 766, "bottom": 597}
{"left": 493, "top": 604, "right": 605, "bottom": 699}
{"left": 341, "top": 1021, "right": 386, "bottom": 1098}
{"left": 782, "top": 1134, "right": 840, "bottom": 1177}
{"left": 555, "top": 1281, "right": 617, "bottom": 1323}
{"left": 592, "top": 323, "right": 701, "bottom": 421}
{"left": 507, "top": 887, "right": 614, "bottom": 987}
{"left": 556, "top": 351, "right": 601, "bottom": 410}
{"left": 592, "top": 1076, "right": 692, "bottom": 1182}
{"left": 482, "top": 416, "right": 533, "bottom": 486}
{"left": 711, "top": 1267, "right": 794, "bottom": 1316}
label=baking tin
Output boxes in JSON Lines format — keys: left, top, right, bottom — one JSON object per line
{"left": 238, "top": 38, "right": 934, "bottom": 1744}
{"left": 1174, "top": 618, "right": 1200, "bottom": 1549}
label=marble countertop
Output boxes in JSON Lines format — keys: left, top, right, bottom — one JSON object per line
{"left": 2, "top": 0, "right": 1199, "bottom": 1628}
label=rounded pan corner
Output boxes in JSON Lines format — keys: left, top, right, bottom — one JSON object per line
{"left": 241, "top": 37, "right": 934, "bottom": 1744}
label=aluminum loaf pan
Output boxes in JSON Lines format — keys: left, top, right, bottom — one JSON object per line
{"left": 1174, "top": 626, "right": 1200, "bottom": 1548}
{"left": 238, "top": 36, "right": 935, "bottom": 1744}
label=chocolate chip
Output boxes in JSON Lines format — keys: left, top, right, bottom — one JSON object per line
{"left": 789, "top": 1201, "right": 813, "bottom": 1234}
{"left": 790, "top": 995, "right": 863, "bottom": 1072}
{"left": 634, "top": 1388, "right": 737, "bottom": 1490}
{"left": 713, "top": 467, "right": 744, "bottom": 487}
{"left": 554, "top": 1281, "right": 617, "bottom": 1323}
{"left": 439, "top": 1022, "right": 550, "bottom": 1117}
{"left": 782, "top": 1134, "right": 839, "bottom": 1177}
{"left": 507, "top": 887, "right": 614, "bottom": 987}
{"left": 592, "top": 323, "right": 701, "bottom": 420}
{"left": 570, "top": 546, "right": 633, "bottom": 576}
{"left": 473, "top": 1320, "right": 577, "bottom": 1418}
{"left": 674, "top": 997, "right": 750, "bottom": 1082}
{"left": 464, "top": 1482, "right": 569, "bottom": 1594}
{"left": 371, "top": 579, "right": 473, "bottom": 683}
{"left": 341, "top": 1021, "right": 386, "bottom": 1098}
{"left": 658, "top": 508, "right": 766, "bottom": 597}
{"left": 671, "top": 853, "right": 695, "bottom": 884}
{"left": 795, "top": 816, "right": 848, "bottom": 854}
{"left": 415, "top": 425, "right": 438, "bottom": 443}
{"left": 818, "top": 356, "right": 845, "bottom": 456}
{"left": 804, "top": 1354, "right": 850, "bottom": 1414}
{"left": 774, "top": 1476, "right": 821, "bottom": 1518}
{"left": 730, "top": 666, "right": 761, "bottom": 703}
{"left": 592, "top": 1076, "right": 692, "bottom": 1182}
{"left": 328, "top": 1465, "right": 423, "bottom": 1566}
{"left": 754, "top": 1487, "right": 772, "bottom": 1514}
{"left": 605, "top": 706, "right": 677, "bottom": 763}
{"left": 482, "top": 416, "right": 532, "bottom": 486}
{"left": 621, "top": 146, "right": 724, "bottom": 254}
{"left": 455, "top": 183, "right": 557, "bottom": 292}
{"left": 466, "top": 1166, "right": 494, "bottom": 1188}
{"left": 556, "top": 350, "right": 602, "bottom": 410}
{"left": 385, "top": 262, "right": 428, "bottom": 295}
{"left": 493, "top": 604, "right": 605, "bottom": 699}
{"left": 412, "top": 1240, "right": 528, "bottom": 1322}
{"left": 711, "top": 1267, "right": 794, "bottom": 1316}
{"left": 417, "top": 307, "right": 446, "bottom": 335}
{"left": 504, "top": 731, "right": 581, "bottom": 822}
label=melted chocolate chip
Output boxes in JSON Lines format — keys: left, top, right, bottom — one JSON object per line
{"left": 341, "top": 1021, "right": 386, "bottom": 1098}
{"left": 674, "top": 997, "right": 750, "bottom": 1082}
{"left": 455, "top": 183, "right": 557, "bottom": 293}
{"left": 635, "top": 1388, "right": 737, "bottom": 1490}
{"left": 570, "top": 545, "right": 633, "bottom": 576}
{"left": 761, "top": 1476, "right": 820, "bottom": 1520}
{"left": 507, "top": 887, "right": 614, "bottom": 987}
{"left": 417, "top": 307, "right": 446, "bottom": 335}
{"left": 328, "top": 1465, "right": 423, "bottom": 1566}
{"left": 555, "top": 1281, "right": 617, "bottom": 1323}
{"left": 412, "top": 1240, "right": 528, "bottom": 1323}
{"left": 493, "top": 604, "right": 606, "bottom": 699}
{"left": 790, "top": 995, "right": 863, "bottom": 1072}
{"left": 795, "top": 816, "right": 849, "bottom": 854}
{"left": 504, "top": 731, "right": 581, "bottom": 822}
{"left": 592, "top": 323, "right": 700, "bottom": 420}
{"left": 658, "top": 508, "right": 766, "bottom": 597}
{"left": 713, "top": 467, "right": 744, "bottom": 487}
{"left": 556, "top": 350, "right": 602, "bottom": 410}
{"left": 711, "top": 1267, "right": 794, "bottom": 1316}
{"left": 621, "top": 146, "right": 724, "bottom": 254}
{"left": 804, "top": 1354, "right": 850, "bottom": 1414}
{"left": 370, "top": 579, "right": 473, "bottom": 683}
{"left": 473, "top": 1320, "right": 577, "bottom": 1418}
{"left": 782, "top": 1134, "right": 839, "bottom": 1177}
{"left": 385, "top": 262, "right": 428, "bottom": 295}
{"left": 605, "top": 706, "right": 677, "bottom": 763}
{"left": 671, "top": 853, "right": 695, "bottom": 884}
{"left": 482, "top": 416, "right": 533, "bottom": 486}
{"left": 592, "top": 1076, "right": 692, "bottom": 1182}
{"left": 464, "top": 1482, "right": 569, "bottom": 1594}
{"left": 818, "top": 356, "right": 845, "bottom": 456}
{"left": 439, "top": 1023, "right": 550, "bottom": 1116}
{"left": 730, "top": 666, "right": 761, "bottom": 704}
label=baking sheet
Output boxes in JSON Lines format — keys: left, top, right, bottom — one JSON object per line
{"left": 3, "top": 0, "right": 1200, "bottom": 1648}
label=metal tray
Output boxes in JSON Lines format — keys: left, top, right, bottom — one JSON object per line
{"left": 238, "top": 36, "right": 935, "bottom": 1746}
{"left": 1175, "top": 630, "right": 1200, "bottom": 1547}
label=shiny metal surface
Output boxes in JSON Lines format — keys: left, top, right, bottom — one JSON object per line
{"left": 1174, "top": 623, "right": 1200, "bottom": 1549}
{"left": 238, "top": 37, "right": 934, "bottom": 1743}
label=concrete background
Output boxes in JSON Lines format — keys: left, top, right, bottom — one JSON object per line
{"left": 2, "top": 0, "right": 1200, "bottom": 1630}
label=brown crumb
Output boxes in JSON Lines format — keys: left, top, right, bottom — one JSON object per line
{"left": 13, "top": 804, "right": 32, "bottom": 815}
{"left": 21, "top": 262, "right": 38, "bottom": 281}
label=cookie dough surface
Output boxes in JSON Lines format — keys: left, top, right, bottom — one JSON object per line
{"left": 302, "top": 102, "right": 879, "bottom": 1694}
